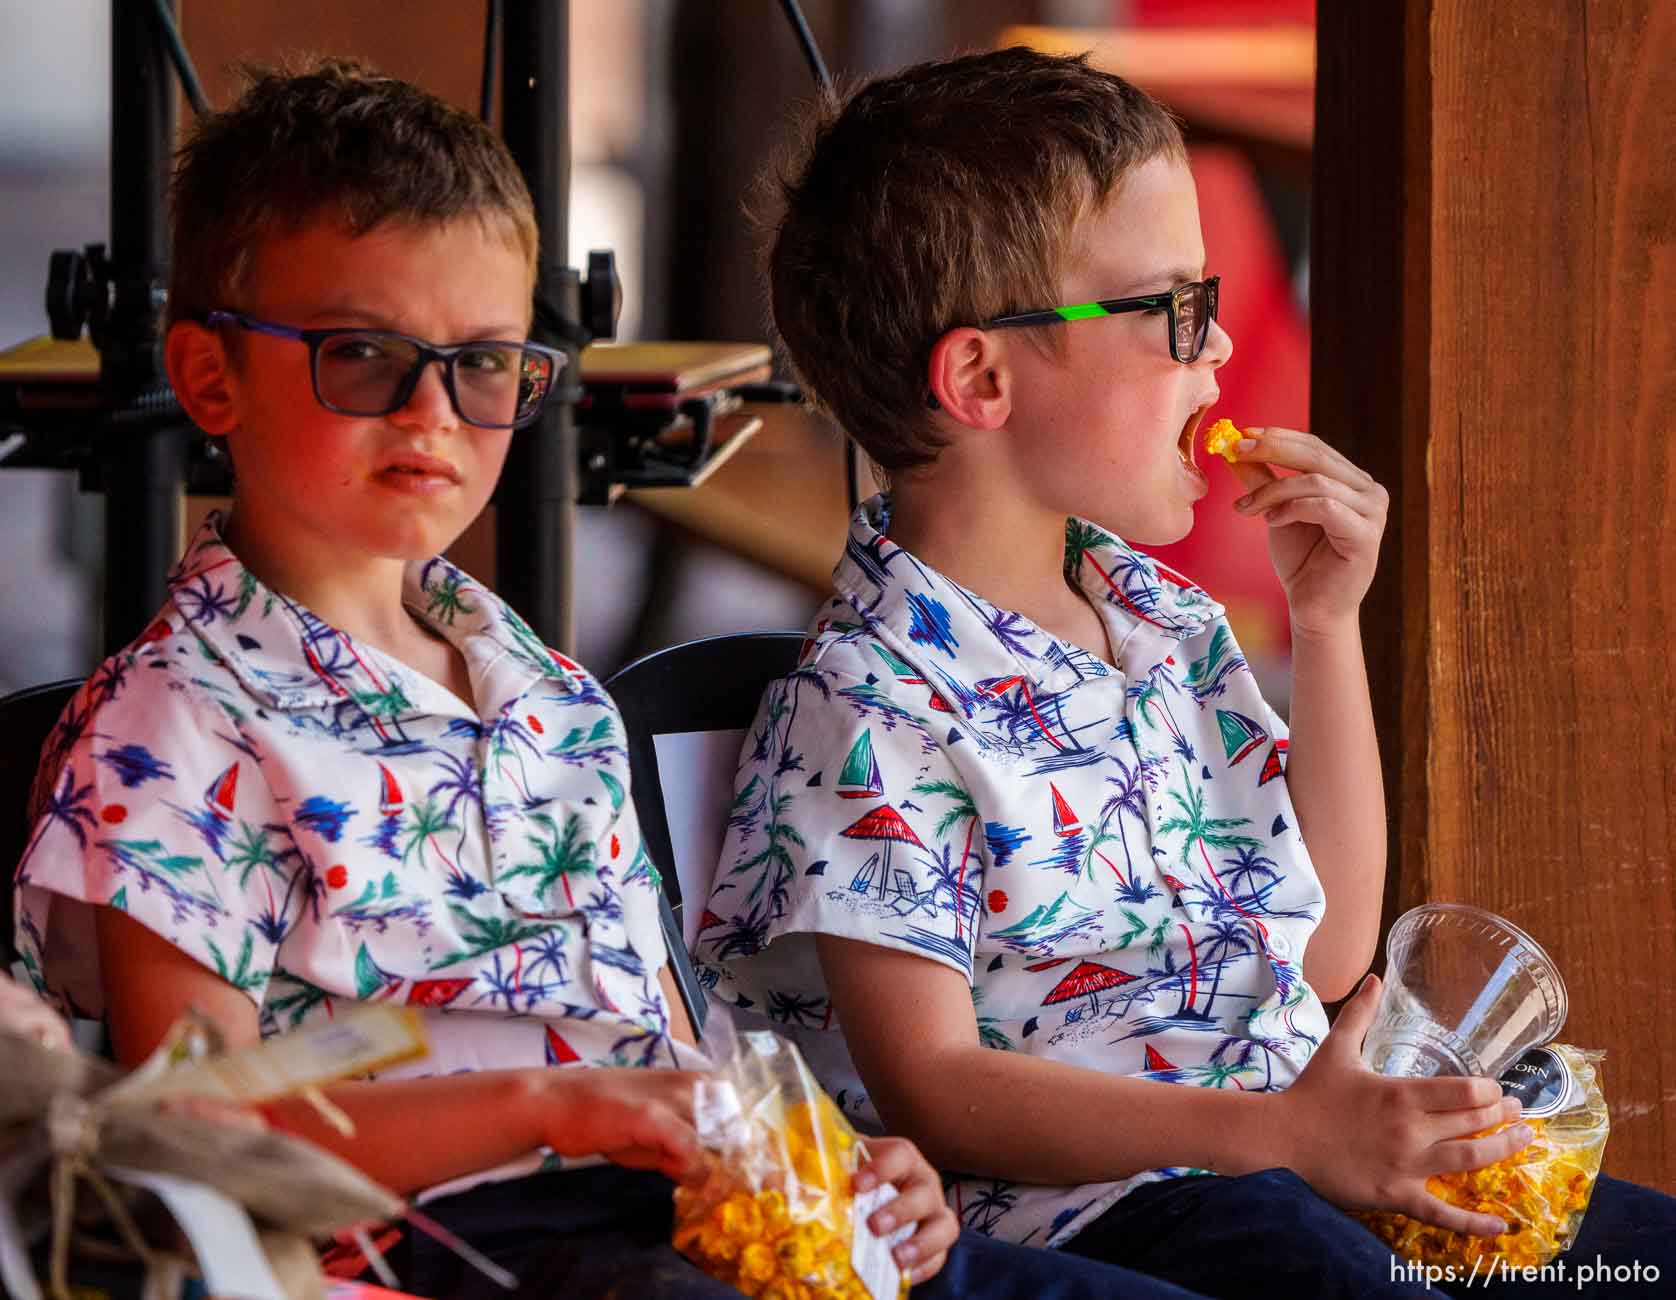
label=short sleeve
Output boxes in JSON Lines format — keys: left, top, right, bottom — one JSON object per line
{"left": 15, "top": 667, "right": 305, "bottom": 1016}
{"left": 697, "top": 662, "right": 982, "bottom": 1009}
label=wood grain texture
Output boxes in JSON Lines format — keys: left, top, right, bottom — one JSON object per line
{"left": 1427, "top": 0, "right": 1675, "bottom": 1185}
{"left": 1319, "top": 0, "right": 1675, "bottom": 1186}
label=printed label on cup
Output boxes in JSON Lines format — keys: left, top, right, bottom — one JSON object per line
{"left": 1497, "top": 1045, "right": 1576, "bottom": 1118}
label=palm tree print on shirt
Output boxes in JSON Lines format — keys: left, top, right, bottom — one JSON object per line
{"left": 503, "top": 811, "right": 597, "bottom": 909}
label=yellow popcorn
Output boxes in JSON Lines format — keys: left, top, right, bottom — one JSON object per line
{"left": 674, "top": 1038, "right": 912, "bottom": 1299}
{"left": 1203, "top": 417, "right": 1245, "bottom": 464}
{"left": 1357, "top": 1044, "right": 1609, "bottom": 1271}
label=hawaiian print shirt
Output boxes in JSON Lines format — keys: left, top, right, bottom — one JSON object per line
{"left": 696, "top": 495, "right": 1331, "bottom": 1248}
{"left": 16, "top": 513, "right": 693, "bottom": 1188}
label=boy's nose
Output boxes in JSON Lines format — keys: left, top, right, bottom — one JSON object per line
{"left": 393, "top": 359, "right": 461, "bottom": 431}
{"left": 1200, "top": 318, "right": 1234, "bottom": 370}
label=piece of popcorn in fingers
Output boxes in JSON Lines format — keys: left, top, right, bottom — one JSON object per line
{"left": 1203, "top": 417, "right": 1245, "bottom": 464}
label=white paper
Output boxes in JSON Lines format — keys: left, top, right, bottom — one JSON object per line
{"left": 103, "top": 1165, "right": 287, "bottom": 1300}
{"left": 851, "top": 1181, "right": 911, "bottom": 1300}
{"left": 652, "top": 727, "right": 747, "bottom": 950}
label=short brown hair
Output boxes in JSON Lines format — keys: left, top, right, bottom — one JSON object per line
{"left": 766, "top": 47, "right": 1184, "bottom": 473}
{"left": 168, "top": 57, "right": 537, "bottom": 327}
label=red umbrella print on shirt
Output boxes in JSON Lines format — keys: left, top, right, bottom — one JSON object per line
{"left": 839, "top": 805, "right": 926, "bottom": 903}
{"left": 1040, "top": 960, "right": 1140, "bottom": 1021}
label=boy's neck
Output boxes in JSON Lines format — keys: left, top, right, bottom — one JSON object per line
{"left": 220, "top": 503, "right": 428, "bottom": 653}
{"left": 886, "top": 472, "right": 1114, "bottom": 665}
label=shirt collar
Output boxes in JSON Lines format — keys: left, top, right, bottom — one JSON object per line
{"left": 1062, "top": 516, "right": 1225, "bottom": 644}
{"left": 829, "top": 494, "right": 1224, "bottom": 696}
{"left": 166, "top": 511, "right": 582, "bottom": 714}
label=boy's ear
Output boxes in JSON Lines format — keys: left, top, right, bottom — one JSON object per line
{"left": 164, "top": 320, "right": 239, "bottom": 436}
{"left": 927, "top": 327, "right": 1010, "bottom": 431}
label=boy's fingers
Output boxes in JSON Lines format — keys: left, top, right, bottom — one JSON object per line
{"left": 1430, "top": 1123, "right": 1535, "bottom": 1175}
{"left": 871, "top": 1175, "right": 947, "bottom": 1239}
{"left": 1402, "top": 1189, "right": 1509, "bottom": 1239}
{"left": 1425, "top": 1096, "right": 1521, "bottom": 1145}
{"left": 1324, "top": 973, "right": 1381, "bottom": 1056}
{"left": 1241, "top": 427, "right": 1379, "bottom": 491}
{"left": 908, "top": 1251, "right": 951, "bottom": 1287}
{"left": 898, "top": 1208, "right": 958, "bottom": 1273}
{"left": 858, "top": 1136, "right": 922, "bottom": 1190}
{"left": 627, "top": 1105, "right": 704, "bottom": 1181}
{"left": 1410, "top": 1075, "right": 1505, "bottom": 1113}
{"left": 1259, "top": 498, "right": 1376, "bottom": 551}
{"left": 892, "top": 1203, "right": 958, "bottom": 1276}
{"left": 26, "top": 1015, "right": 73, "bottom": 1051}
{"left": 1236, "top": 472, "right": 1379, "bottom": 521}
{"left": 1227, "top": 458, "right": 1280, "bottom": 495}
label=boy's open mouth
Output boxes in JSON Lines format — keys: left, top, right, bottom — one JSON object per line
{"left": 1178, "top": 405, "right": 1212, "bottom": 469}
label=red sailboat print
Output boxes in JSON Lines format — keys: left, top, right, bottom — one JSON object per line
{"left": 377, "top": 763, "right": 404, "bottom": 817}
{"left": 544, "top": 1026, "right": 581, "bottom": 1065}
{"left": 203, "top": 762, "right": 239, "bottom": 821}
{"left": 406, "top": 978, "right": 473, "bottom": 1008}
{"left": 1258, "top": 739, "right": 1288, "bottom": 786}
{"left": 1049, "top": 784, "right": 1081, "bottom": 837}
{"left": 1144, "top": 1044, "right": 1177, "bottom": 1073}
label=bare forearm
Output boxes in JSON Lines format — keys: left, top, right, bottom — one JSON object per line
{"left": 1285, "top": 619, "right": 1386, "bottom": 998}
{"left": 873, "top": 1044, "right": 1284, "bottom": 1185}
{"left": 262, "top": 1070, "right": 549, "bottom": 1196}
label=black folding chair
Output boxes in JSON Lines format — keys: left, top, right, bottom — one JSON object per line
{"left": 606, "top": 631, "right": 804, "bottom": 1035}
{"left": 1, "top": 678, "right": 82, "bottom": 967}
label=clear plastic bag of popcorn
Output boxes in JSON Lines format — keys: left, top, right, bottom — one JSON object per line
{"left": 1359, "top": 1043, "right": 1609, "bottom": 1270}
{"left": 672, "top": 1020, "right": 910, "bottom": 1299}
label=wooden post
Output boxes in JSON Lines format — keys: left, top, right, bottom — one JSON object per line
{"left": 1315, "top": 2, "right": 1676, "bottom": 1185}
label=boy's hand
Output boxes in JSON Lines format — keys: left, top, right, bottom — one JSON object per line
{"left": 854, "top": 1135, "right": 959, "bottom": 1287}
{"left": 0, "top": 975, "right": 72, "bottom": 1051}
{"left": 1271, "top": 974, "right": 1533, "bottom": 1236}
{"left": 1228, "top": 427, "right": 1389, "bottom": 636}
{"left": 539, "top": 1067, "right": 709, "bottom": 1184}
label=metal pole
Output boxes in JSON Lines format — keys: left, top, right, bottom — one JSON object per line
{"left": 497, "top": 0, "right": 577, "bottom": 654}
{"left": 102, "top": 0, "right": 185, "bottom": 652}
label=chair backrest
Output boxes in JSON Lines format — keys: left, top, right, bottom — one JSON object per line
{"left": 605, "top": 631, "right": 804, "bottom": 1033}
{"left": 1, "top": 679, "right": 83, "bottom": 965}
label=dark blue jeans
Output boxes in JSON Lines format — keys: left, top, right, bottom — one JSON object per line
{"left": 1064, "top": 1168, "right": 1676, "bottom": 1300}
{"left": 395, "top": 1165, "right": 1211, "bottom": 1298}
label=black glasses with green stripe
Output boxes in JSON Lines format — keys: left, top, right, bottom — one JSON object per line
{"left": 979, "top": 275, "right": 1221, "bottom": 364}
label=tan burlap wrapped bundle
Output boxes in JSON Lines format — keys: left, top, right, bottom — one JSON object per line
{"left": 1, "top": 1016, "right": 409, "bottom": 1300}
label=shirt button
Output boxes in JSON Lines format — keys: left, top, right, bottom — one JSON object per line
{"left": 1269, "top": 932, "right": 1292, "bottom": 959}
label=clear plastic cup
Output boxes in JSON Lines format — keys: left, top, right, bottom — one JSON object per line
{"left": 1362, "top": 903, "right": 1568, "bottom": 1079}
